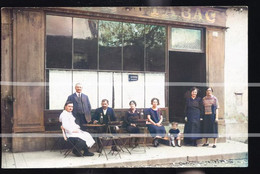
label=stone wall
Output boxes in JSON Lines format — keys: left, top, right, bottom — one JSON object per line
{"left": 224, "top": 7, "right": 248, "bottom": 143}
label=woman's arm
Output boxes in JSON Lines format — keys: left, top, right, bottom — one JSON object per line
{"left": 215, "top": 108, "right": 219, "bottom": 120}
{"left": 147, "top": 115, "right": 156, "bottom": 125}
{"left": 158, "top": 115, "right": 163, "bottom": 125}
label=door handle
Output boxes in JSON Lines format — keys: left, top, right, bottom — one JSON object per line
{"left": 7, "top": 96, "right": 16, "bottom": 103}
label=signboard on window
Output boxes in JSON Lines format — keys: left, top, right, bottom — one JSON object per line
{"left": 128, "top": 74, "right": 138, "bottom": 81}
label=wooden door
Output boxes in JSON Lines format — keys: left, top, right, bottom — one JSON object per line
{"left": 12, "top": 10, "right": 45, "bottom": 132}
{"left": 206, "top": 28, "right": 225, "bottom": 120}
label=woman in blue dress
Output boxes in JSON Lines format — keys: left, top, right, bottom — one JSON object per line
{"left": 183, "top": 87, "right": 202, "bottom": 146}
{"left": 146, "top": 98, "right": 166, "bottom": 147}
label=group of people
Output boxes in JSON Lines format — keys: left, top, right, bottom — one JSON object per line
{"left": 59, "top": 83, "right": 219, "bottom": 157}
{"left": 183, "top": 87, "right": 219, "bottom": 148}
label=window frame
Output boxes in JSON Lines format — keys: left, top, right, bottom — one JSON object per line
{"left": 44, "top": 13, "right": 168, "bottom": 110}
{"left": 168, "top": 26, "right": 205, "bottom": 53}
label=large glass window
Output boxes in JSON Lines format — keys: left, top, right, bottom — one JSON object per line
{"left": 73, "top": 18, "right": 98, "bottom": 69}
{"left": 123, "top": 23, "right": 145, "bottom": 71}
{"left": 145, "top": 25, "right": 166, "bottom": 72}
{"left": 46, "top": 15, "right": 167, "bottom": 109}
{"left": 99, "top": 21, "right": 122, "bottom": 70}
{"left": 46, "top": 15, "right": 72, "bottom": 69}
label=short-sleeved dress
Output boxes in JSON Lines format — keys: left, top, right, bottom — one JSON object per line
{"left": 202, "top": 95, "right": 219, "bottom": 138}
{"left": 146, "top": 108, "right": 166, "bottom": 137}
{"left": 183, "top": 97, "right": 202, "bottom": 144}
{"left": 125, "top": 109, "right": 140, "bottom": 134}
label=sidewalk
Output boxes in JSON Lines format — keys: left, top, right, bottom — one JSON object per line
{"left": 2, "top": 140, "right": 247, "bottom": 168}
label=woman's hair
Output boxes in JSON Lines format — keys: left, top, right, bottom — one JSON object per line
{"left": 64, "top": 101, "right": 73, "bottom": 110}
{"left": 206, "top": 87, "right": 214, "bottom": 92}
{"left": 171, "top": 122, "right": 178, "bottom": 126}
{"left": 190, "top": 87, "right": 199, "bottom": 94}
{"left": 129, "top": 100, "right": 137, "bottom": 106}
{"left": 151, "top": 98, "right": 160, "bottom": 105}
{"left": 101, "top": 99, "right": 109, "bottom": 104}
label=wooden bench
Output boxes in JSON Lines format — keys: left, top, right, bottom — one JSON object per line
{"left": 44, "top": 108, "right": 169, "bottom": 149}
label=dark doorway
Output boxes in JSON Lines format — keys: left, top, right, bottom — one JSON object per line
{"left": 169, "top": 51, "right": 206, "bottom": 123}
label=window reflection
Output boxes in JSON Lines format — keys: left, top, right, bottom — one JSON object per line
{"left": 46, "top": 15, "right": 72, "bottom": 69}
{"left": 145, "top": 25, "right": 166, "bottom": 72}
{"left": 73, "top": 18, "right": 98, "bottom": 69}
{"left": 123, "top": 23, "right": 144, "bottom": 71}
{"left": 171, "top": 28, "right": 202, "bottom": 51}
{"left": 99, "top": 20, "right": 122, "bottom": 70}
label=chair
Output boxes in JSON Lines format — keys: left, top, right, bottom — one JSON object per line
{"left": 50, "top": 128, "right": 66, "bottom": 153}
{"left": 61, "top": 126, "right": 84, "bottom": 158}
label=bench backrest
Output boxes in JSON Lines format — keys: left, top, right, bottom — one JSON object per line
{"left": 44, "top": 107, "right": 169, "bottom": 131}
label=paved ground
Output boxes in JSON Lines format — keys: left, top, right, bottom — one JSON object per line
{"left": 2, "top": 140, "right": 247, "bottom": 168}
{"left": 152, "top": 158, "right": 248, "bottom": 167}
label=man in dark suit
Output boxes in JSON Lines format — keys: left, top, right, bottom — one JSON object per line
{"left": 67, "top": 83, "right": 91, "bottom": 130}
{"left": 93, "top": 99, "right": 120, "bottom": 152}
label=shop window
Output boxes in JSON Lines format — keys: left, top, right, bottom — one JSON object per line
{"left": 72, "top": 71, "right": 98, "bottom": 109}
{"left": 46, "top": 15, "right": 72, "bottom": 68}
{"left": 122, "top": 73, "right": 145, "bottom": 108}
{"left": 46, "top": 15, "right": 167, "bottom": 110}
{"left": 98, "top": 72, "right": 113, "bottom": 106}
{"left": 145, "top": 25, "right": 166, "bottom": 72}
{"left": 48, "top": 70, "right": 72, "bottom": 109}
{"left": 99, "top": 21, "right": 122, "bottom": 70}
{"left": 114, "top": 73, "right": 122, "bottom": 108}
{"left": 145, "top": 72, "right": 165, "bottom": 108}
{"left": 170, "top": 27, "right": 202, "bottom": 52}
{"left": 73, "top": 18, "right": 98, "bottom": 70}
{"left": 123, "top": 23, "right": 145, "bottom": 71}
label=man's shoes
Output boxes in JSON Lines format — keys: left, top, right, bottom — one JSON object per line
{"left": 202, "top": 143, "right": 209, "bottom": 146}
{"left": 83, "top": 151, "right": 94, "bottom": 156}
{"left": 212, "top": 145, "right": 216, "bottom": 148}
{"left": 111, "top": 146, "right": 120, "bottom": 152}
{"left": 72, "top": 149, "right": 82, "bottom": 157}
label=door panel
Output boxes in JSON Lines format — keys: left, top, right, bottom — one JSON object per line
{"left": 13, "top": 10, "right": 45, "bottom": 132}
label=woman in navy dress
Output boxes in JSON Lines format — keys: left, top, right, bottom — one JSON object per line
{"left": 125, "top": 100, "right": 141, "bottom": 147}
{"left": 146, "top": 98, "right": 166, "bottom": 146}
{"left": 202, "top": 87, "right": 219, "bottom": 148}
{"left": 125, "top": 100, "right": 140, "bottom": 134}
{"left": 183, "top": 87, "right": 202, "bottom": 146}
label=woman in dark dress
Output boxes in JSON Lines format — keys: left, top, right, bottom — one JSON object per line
{"left": 202, "top": 87, "right": 219, "bottom": 148}
{"left": 146, "top": 98, "right": 166, "bottom": 147}
{"left": 125, "top": 100, "right": 141, "bottom": 147}
{"left": 184, "top": 87, "right": 202, "bottom": 146}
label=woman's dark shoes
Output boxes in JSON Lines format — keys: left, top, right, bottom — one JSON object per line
{"left": 153, "top": 138, "right": 159, "bottom": 147}
{"left": 202, "top": 143, "right": 209, "bottom": 146}
{"left": 212, "top": 145, "right": 216, "bottom": 148}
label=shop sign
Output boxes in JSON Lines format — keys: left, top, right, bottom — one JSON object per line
{"left": 128, "top": 74, "right": 138, "bottom": 82}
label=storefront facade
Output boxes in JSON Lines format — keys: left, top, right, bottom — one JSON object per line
{"left": 2, "top": 7, "right": 227, "bottom": 152}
